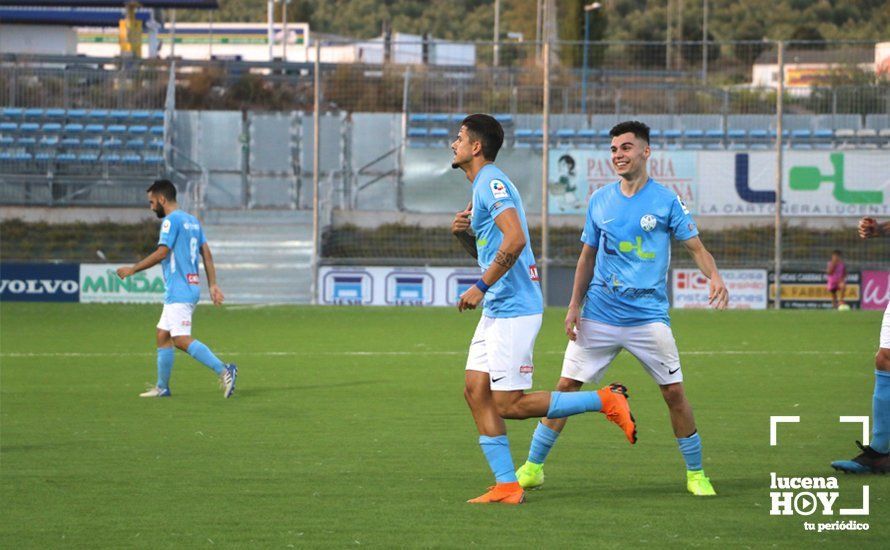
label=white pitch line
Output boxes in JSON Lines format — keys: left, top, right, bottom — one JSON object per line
{"left": 0, "top": 350, "right": 868, "bottom": 359}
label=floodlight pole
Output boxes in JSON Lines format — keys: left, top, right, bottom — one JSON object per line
{"left": 701, "top": 0, "right": 708, "bottom": 84}
{"left": 311, "top": 42, "right": 321, "bottom": 305}
{"left": 282, "top": 0, "right": 288, "bottom": 63}
{"left": 774, "top": 40, "right": 785, "bottom": 310}
{"left": 581, "top": 3, "right": 601, "bottom": 115}
{"left": 493, "top": 0, "right": 500, "bottom": 66}
{"left": 267, "top": 0, "right": 274, "bottom": 61}
{"left": 541, "top": 40, "right": 551, "bottom": 306}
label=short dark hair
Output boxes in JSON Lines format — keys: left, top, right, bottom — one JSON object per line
{"left": 558, "top": 154, "right": 576, "bottom": 174}
{"left": 610, "top": 120, "right": 650, "bottom": 144}
{"left": 832, "top": 249, "right": 843, "bottom": 256}
{"left": 146, "top": 179, "right": 177, "bottom": 201}
{"left": 461, "top": 114, "right": 504, "bottom": 161}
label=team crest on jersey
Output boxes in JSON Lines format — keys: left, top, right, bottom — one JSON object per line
{"left": 640, "top": 214, "right": 657, "bottom": 232}
{"left": 187, "top": 273, "right": 199, "bottom": 285}
{"left": 529, "top": 265, "right": 540, "bottom": 281}
{"left": 519, "top": 365, "right": 534, "bottom": 374}
{"left": 161, "top": 219, "right": 172, "bottom": 233}
{"left": 490, "top": 179, "right": 509, "bottom": 199}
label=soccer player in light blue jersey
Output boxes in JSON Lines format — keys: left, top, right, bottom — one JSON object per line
{"left": 830, "top": 217, "right": 890, "bottom": 473}
{"left": 450, "top": 115, "right": 637, "bottom": 505}
{"left": 116, "top": 179, "right": 237, "bottom": 399}
{"left": 516, "top": 121, "right": 729, "bottom": 496}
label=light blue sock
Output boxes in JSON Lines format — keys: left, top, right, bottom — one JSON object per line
{"left": 528, "top": 422, "right": 560, "bottom": 465}
{"left": 156, "top": 347, "right": 174, "bottom": 389}
{"left": 546, "top": 391, "right": 602, "bottom": 418}
{"left": 186, "top": 340, "right": 226, "bottom": 375}
{"left": 872, "top": 370, "right": 890, "bottom": 453}
{"left": 678, "top": 431, "right": 703, "bottom": 471}
{"left": 479, "top": 435, "right": 517, "bottom": 483}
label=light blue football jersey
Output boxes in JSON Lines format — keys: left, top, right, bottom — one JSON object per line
{"left": 157, "top": 209, "right": 207, "bottom": 305}
{"left": 471, "top": 164, "right": 543, "bottom": 318}
{"left": 581, "top": 178, "right": 698, "bottom": 326}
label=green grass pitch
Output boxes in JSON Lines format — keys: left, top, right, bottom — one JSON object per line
{"left": 1, "top": 304, "right": 887, "bottom": 548}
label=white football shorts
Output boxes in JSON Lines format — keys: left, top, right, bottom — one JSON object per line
{"left": 880, "top": 302, "right": 890, "bottom": 349}
{"left": 157, "top": 303, "right": 196, "bottom": 337}
{"left": 465, "top": 313, "right": 543, "bottom": 391}
{"left": 561, "top": 319, "right": 683, "bottom": 386}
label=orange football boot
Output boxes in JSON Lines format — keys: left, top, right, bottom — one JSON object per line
{"left": 596, "top": 383, "right": 638, "bottom": 444}
{"left": 467, "top": 481, "right": 525, "bottom": 504}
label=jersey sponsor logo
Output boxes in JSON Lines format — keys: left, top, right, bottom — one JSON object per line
{"left": 161, "top": 219, "right": 172, "bottom": 233}
{"left": 677, "top": 196, "right": 691, "bottom": 215}
{"left": 640, "top": 214, "right": 657, "bottom": 232}
{"left": 519, "top": 365, "right": 534, "bottom": 374}
{"left": 187, "top": 273, "right": 200, "bottom": 285}
{"left": 529, "top": 265, "right": 540, "bottom": 281}
{"left": 619, "top": 236, "right": 656, "bottom": 259}
{"left": 490, "top": 179, "right": 509, "bottom": 199}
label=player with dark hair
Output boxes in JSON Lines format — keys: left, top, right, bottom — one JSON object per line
{"left": 831, "top": 218, "right": 890, "bottom": 473}
{"left": 516, "top": 120, "right": 728, "bottom": 496}
{"left": 449, "top": 114, "right": 637, "bottom": 505}
{"left": 116, "top": 179, "right": 237, "bottom": 398}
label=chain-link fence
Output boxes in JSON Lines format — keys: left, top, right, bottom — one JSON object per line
{"left": 2, "top": 39, "right": 890, "bottom": 304}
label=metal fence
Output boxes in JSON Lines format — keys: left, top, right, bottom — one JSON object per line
{"left": 2, "top": 39, "right": 890, "bottom": 305}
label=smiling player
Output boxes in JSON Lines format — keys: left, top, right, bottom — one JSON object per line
{"left": 516, "top": 121, "right": 728, "bottom": 496}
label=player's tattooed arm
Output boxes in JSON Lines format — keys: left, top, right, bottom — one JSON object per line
{"left": 493, "top": 250, "right": 519, "bottom": 269}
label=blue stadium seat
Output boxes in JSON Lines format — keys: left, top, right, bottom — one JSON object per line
{"left": 144, "top": 154, "right": 164, "bottom": 164}
{"left": 0, "top": 136, "right": 14, "bottom": 146}
{"left": 42, "top": 123, "right": 62, "bottom": 133}
{"left": 705, "top": 129, "right": 725, "bottom": 149}
{"left": 149, "top": 125, "right": 164, "bottom": 136}
{"left": 61, "top": 137, "right": 80, "bottom": 147}
{"left": 126, "top": 138, "right": 145, "bottom": 149}
{"left": 408, "top": 113, "right": 428, "bottom": 124}
{"left": 0, "top": 152, "right": 14, "bottom": 161}
{"left": 107, "top": 125, "right": 127, "bottom": 134}
{"left": 2, "top": 107, "right": 23, "bottom": 118}
{"left": 79, "top": 152, "right": 100, "bottom": 162}
{"left": 110, "top": 110, "right": 130, "bottom": 120}
{"left": 89, "top": 110, "right": 109, "bottom": 120}
{"left": 514, "top": 128, "right": 533, "bottom": 148}
{"left": 429, "top": 114, "right": 449, "bottom": 125}
{"left": 13, "top": 152, "right": 33, "bottom": 161}
{"left": 150, "top": 111, "right": 165, "bottom": 122}
{"left": 493, "top": 114, "right": 513, "bottom": 126}
{"left": 451, "top": 114, "right": 468, "bottom": 124}
{"left": 82, "top": 137, "right": 102, "bottom": 148}
{"left": 123, "top": 154, "right": 142, "bottom": 164}
{"left": 577, "top": 128, "right": 598, "bottom": 146}
{"left": 407, "top": 127, "right": 427, "bottom": 138}
{"left": 35, "top": 151, "right": 54, "bottom": 162}
{"left": 0, "top": 122, "right": 16, "bottom": 132}
{"left": 813, "top": 129, "right": 834, "bottom": 149}
{"left": 128, "top": 125, "right": 148, "bottom": 135}
{"left": 148, "top": 139, "right": 163, "bottom": 150}
{"left": 64, "top": 123, "right": 84, "bottom": 133}
{"left": 428, "top": 128, "right": 449, "bottom": 139}
{"left": 85, "top": 124, "right": 105, "bottom": 134}
{"left": 67, "top": 109, "right": 87, "bottom": 119}
{"left": 131, "top": 110, "right": 150, "bottom": 121}
{"left": 556, "top": 128, "right": 576, "bottom": 143}
{"left": 103, "top": 138, "right": 123, "bottom": 149}
{"left": 45, "top": 108, "right": 66, "bottom": 119}
{"left": 17, "top": 136, "right": 37, "bottom": 146}
{"left": 19, "top": 122, "right": 39, "bottom": 133}
{"left": 24, "top": 108, "right": 44, "bottom": 119}
{"left": 57, "top": 153, "right": 77, "bottom": 162}
{"left": 38, "top": 136, "right": 59, "bottom": 147}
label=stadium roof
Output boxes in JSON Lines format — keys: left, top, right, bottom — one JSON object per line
{"left": 0, "top": 7, "right": 153, "bottom": 25}
{"left": 0, "top": 1, "right": 218, "bottom": 8}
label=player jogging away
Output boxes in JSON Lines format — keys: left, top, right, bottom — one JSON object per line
{"left": 116, "top": 179, "right": 237, "bottom": 398}
{"left": 515, "top": 121, "right": 729, "bottom": 497}
{"left": 450, "top": 114, "right": 637, "bottom": 505}
{"left": 830, "top": 217, "right": 890, "bottom": 473}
